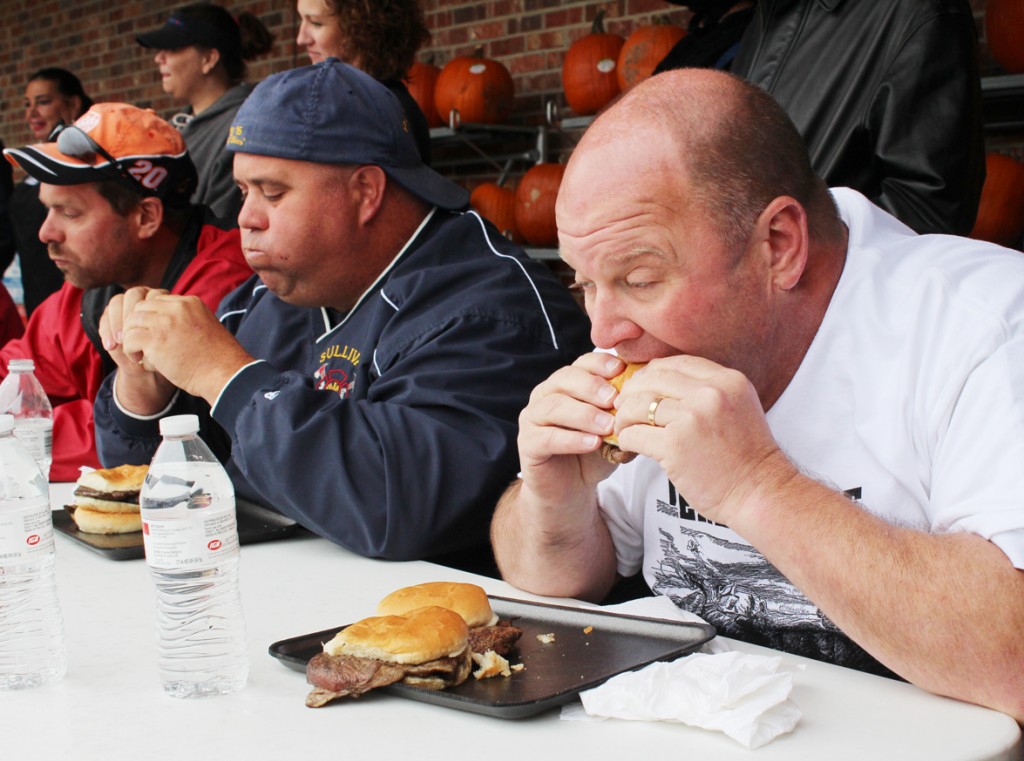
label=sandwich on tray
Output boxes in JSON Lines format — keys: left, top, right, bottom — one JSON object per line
{"left": 65, "top": 464, "right": 148, "bottom": 534}
{"left": 305, "top": 605, "right": 472, "bottom": 707}
{"left": 305, "top": 582, "right": 523, "bottom": 707}
{"left": 601, "top": 362, "right": 646, "bottom": 464}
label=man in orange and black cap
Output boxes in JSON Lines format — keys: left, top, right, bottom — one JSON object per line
{"left": 1, "top": 102, "right": 251, "bottom": 481}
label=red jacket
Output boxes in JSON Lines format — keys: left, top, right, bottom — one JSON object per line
{"left": 0, "top": 212, "right": 250, "bottom": 482}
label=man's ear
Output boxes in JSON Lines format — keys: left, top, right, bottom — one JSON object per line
{"left": 755, "top": 195, "right": 809, "bottom": 291}
{"left": 135, "top": 197, "right": 165, "bottom": 240}
{"left": 350, "top": 165, "right": 388, "bottom": 226}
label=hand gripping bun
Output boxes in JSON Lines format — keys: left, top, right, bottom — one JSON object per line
{"left": 323, "top": 606, "right": 468, "bottom": 665}
{"left": 376, "top": 582, "right": 498, "bottom": 627}
{"left": 601, "top": 362, "right": 646, "bottom": 463}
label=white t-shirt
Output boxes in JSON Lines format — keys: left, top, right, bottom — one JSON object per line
{"left": 597, "top": 188, "right": 1024, "bottom": 666}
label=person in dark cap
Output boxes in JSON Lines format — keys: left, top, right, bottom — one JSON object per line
{"left": 94, "top": 60, "right": 591, "bottom": 574}
{"left": 137, "top": 2, "right": 274, "bottom": 222}
{"left": 1, "top": 103, "right": 251, "bottom": 481}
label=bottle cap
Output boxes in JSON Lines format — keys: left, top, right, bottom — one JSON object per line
{"left": 159, "top": 414, "right": 200, "bottom": 437}
{"left": 0, "top": 414, "right": 12, "bottom": 434}
{"left": 7, "top": 358, "right": 34, "bottom": 372}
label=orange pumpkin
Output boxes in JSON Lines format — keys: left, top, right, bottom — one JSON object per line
{"left": 514, "top": 163, "right": 566, "bottom": 247}
{"left": 470, "top": 182, "right": 522, "bottom": 242}
{"left": 404, "top": 58, "right": 443, "bottom": 128}
{"left": 434, "top": 51, "right": 515, "bottom": 126}
{"left": 562, "top": 10, "right": 625, "bottom": 116}
{"left": 986, "top": 0, "right": 1024, "bottom": 74}
{"left": 970, "top": 152, "right": 1024, "bottom": 248}
{"left": 617, "top": 19, "right": 686, "bottom": 92}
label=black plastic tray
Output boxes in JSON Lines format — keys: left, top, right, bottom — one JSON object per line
{"left": 269, "top": 595, "right": 716, "bottom": 719}
{"left": 52, "top": 498, "right": 301, "bottom": 560}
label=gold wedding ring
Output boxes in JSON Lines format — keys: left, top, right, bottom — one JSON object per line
{"left": 648, "top": 397, "right": 664, "bottom": 426}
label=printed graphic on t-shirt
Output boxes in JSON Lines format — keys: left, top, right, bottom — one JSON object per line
{"left": 648, "top": 480, "right": 844, "bottom": 642}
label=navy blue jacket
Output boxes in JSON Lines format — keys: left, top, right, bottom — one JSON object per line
{"left": 95, "top": 209, "right": 591, "bottom": 571}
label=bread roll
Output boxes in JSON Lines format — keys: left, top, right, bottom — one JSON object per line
{"left": 323, "top": 606, "right": 468, "bottom": 665}
{"left": 68, "top": 506, "right": 143, "bottom": 534}
{"left": 601, "top": 362, "right": 646, "bottom": 463}
{"left": 376, "top": 581, "right": 497, "bottom": 627}
{"left": 76, "top": 464, "right": 148, "bottom": 493}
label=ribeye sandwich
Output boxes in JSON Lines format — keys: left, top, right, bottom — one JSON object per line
{"left": 600, "top": 362, "right": 646, "bottom": 464}
{"left": 376, "top": 581, "right": 522, "bottom": 656}
{"left": 65, "top": 464, "right": 148, "bottom": 534}
{"left": 305, "top": 605, "right": 472, "bottom": 708}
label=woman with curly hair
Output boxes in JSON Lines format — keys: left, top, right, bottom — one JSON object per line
{"left": 296, "top": 0, "right": 432, "bottom": 163}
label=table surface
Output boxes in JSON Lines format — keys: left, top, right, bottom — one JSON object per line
{"left": 0, "top": 485, "right": 1019, "bottom": 761}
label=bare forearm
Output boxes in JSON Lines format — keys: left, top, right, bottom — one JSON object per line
{"left": 735, "top": 470, "right": 1024, "bottom": 720}
{"left": 491, "top": 479, "right": 618, "bottom": 602}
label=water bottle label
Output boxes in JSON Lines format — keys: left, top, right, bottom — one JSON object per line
{"left": 142, "top": 502, "right": 240, "bottom": 569}
{"left": 0, "top": 499, "right": 54, "bottom": 566}
{"left": 12, "top": 419, "right": 54, "bottom": 463}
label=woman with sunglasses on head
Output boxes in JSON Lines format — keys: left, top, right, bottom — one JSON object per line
{"left": 5, "top": 68, "right": 94, "bottom": 320}
{"left": 295, "top": 0, "right": 432, "bottom": 164}
{"left": 137, "top": 3, "right": 274, "bottom": 222}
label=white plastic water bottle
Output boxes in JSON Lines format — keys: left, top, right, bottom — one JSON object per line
{"left": 0, "top": 413, "right": 66, "bottom": 689}
{"left": 140, "top": 414, "right": 248, "bottom": 698}
{"left": 0, "top": 359, "right": 54, "bottom": 481}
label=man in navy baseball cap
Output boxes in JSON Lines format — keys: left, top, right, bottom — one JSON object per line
{"left": 94, "top": 59, "right": 591, "bottom": 574}
{"left": 224, "top": 57, "right": 466, "bottom": 210}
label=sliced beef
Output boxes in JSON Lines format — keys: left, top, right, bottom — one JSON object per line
{"left": 72, "top": 485, "right": 141, "bottom": 502}
{"left": 468, "top": 621, "right": 523, "bottom": 656}
{"left": 305, "top": 649, "right": 472, "bottom": 708}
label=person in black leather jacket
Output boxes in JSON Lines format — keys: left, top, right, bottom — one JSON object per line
{"left": 654, "top": 1, "right": 756, "bottom": 72}
{"left": 729, "top": 0, "right": 985, "bottom": 236}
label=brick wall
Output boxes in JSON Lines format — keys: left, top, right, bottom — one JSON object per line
{"left": 0, "top": 0, "right": 1018, "bottom": 177}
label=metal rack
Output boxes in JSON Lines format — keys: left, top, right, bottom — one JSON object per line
{"left": 429, "top": 109, "right": 548, "bottom": 184}
{"left": 981, "top": 74, "right": 1024, "bottom": 135}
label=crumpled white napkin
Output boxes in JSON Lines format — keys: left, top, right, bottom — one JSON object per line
{"left": 559, "top": 596, "right": 801, "bottom": 749}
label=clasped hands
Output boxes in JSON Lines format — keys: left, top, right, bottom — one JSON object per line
{"left": 519, "top": 351, "right": 794, "bottom": 527}
{"left": 99, "top": 287, "right": 254, "bottom": 415}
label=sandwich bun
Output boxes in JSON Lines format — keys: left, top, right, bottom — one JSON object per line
{"left": 601, "top": 362, "right": 646, "bottom": 463}
{"left": 76, "top": 463, "right": 148, "bottom": 494}
{"left": 376, "top": 581, "right": 498, "bottom": 628}
{"left": 323, "top": 606, "right": 468, "bottom": 665}
{"left": 67, "top": 506, "right": 143, "bottom": 534}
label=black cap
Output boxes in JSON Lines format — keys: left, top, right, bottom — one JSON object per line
{"left": 136, "top": 4, "right": 241, "bottom": 60}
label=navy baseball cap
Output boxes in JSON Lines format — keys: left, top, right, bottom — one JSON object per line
{"left": 226, "top": 59, "right": 468, "bottom": 211}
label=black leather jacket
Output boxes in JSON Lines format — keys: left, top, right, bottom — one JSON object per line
{"left": 732, "top": 0, "right": 985, "bottom": 236}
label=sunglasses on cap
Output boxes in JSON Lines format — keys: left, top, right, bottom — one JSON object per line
{"left": 50, "top": 122, "right": 158, "bottom": 196}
